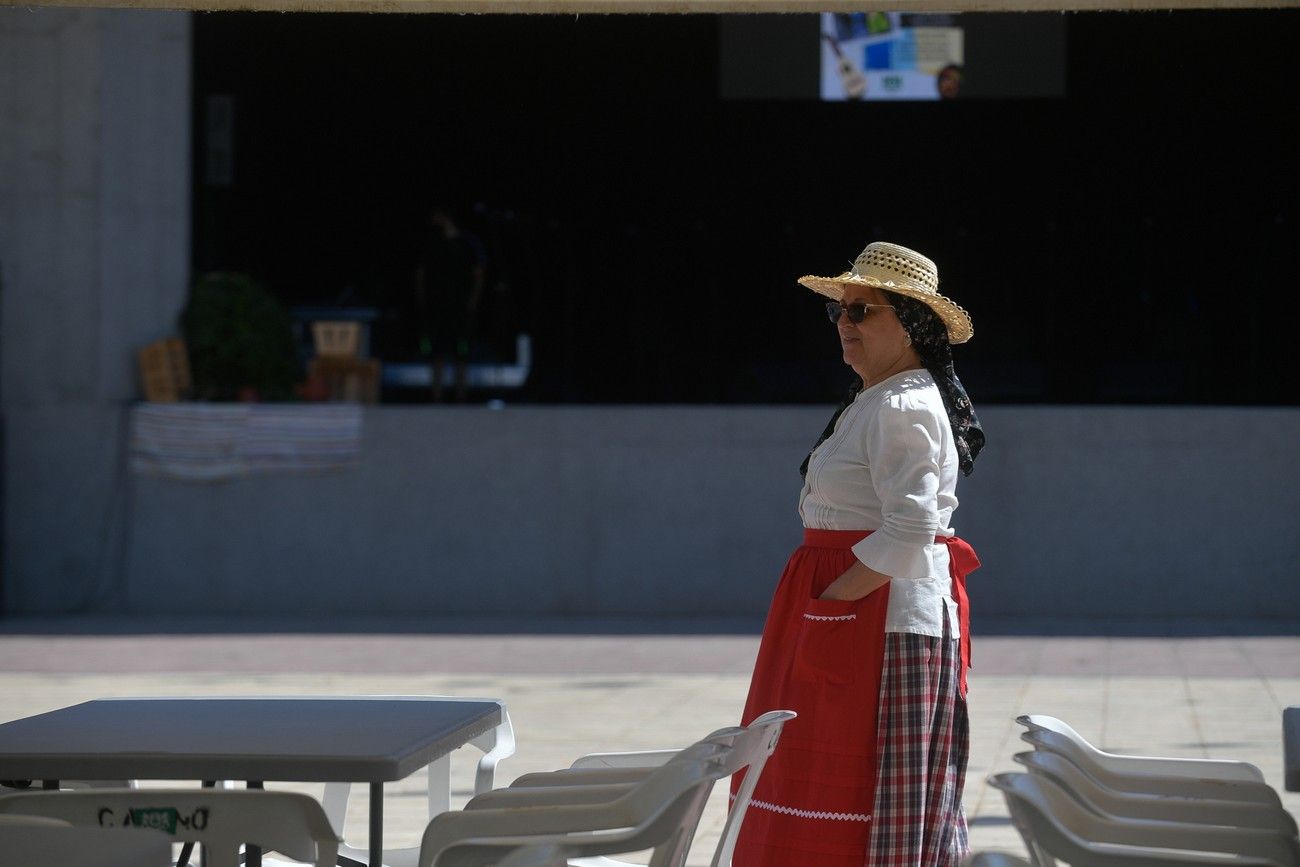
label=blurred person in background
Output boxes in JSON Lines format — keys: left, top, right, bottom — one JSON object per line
{"left": 414, "top": 204, "right": 487, "bottom": 401}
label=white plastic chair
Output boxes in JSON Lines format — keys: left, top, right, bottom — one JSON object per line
{"left": 417, "top": 736, "right": 741, "bottom": 867}
{"left": 321, "top": 702, "right": 517, "bottom": 867}
{"left": 1021, "top": 730, "right": 1285, "bottom": 806}
{"left": 1016, "top": 714, "right": 1266, "bottom": 783}
{"left": 495, "top": 709, "right": 795, "bottom": 867}
{"left": 0, "top": 819, "right": 174, "bottom": 867}
{"left": 1014, "top": 749, "right": 1299, "bottom": 835}
{"left": 493, "top": 844, "right": 569, "bottom": 867}
{"left": 989, "top": 772, "right": 1297, "bottom": 866}
{"left": 0, "top": 788, "right": 340, "bottom": 867}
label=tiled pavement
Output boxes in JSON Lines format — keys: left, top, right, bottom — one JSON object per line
{"left": 1, "top": 623, "right": 1297, "bottom": 864}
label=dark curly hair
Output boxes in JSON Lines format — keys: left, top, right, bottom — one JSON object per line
{"left": 799, "top": 291, "right": 984, "bottom": 478}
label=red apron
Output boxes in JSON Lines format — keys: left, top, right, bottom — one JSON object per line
{"left": 732, "top": 528, "right": 980, "bottom": 867}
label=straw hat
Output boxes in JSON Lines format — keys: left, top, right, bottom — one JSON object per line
{"left": 798, "top": 241, "right": 973, "bottom": 344}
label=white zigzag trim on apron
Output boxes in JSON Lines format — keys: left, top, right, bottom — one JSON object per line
{"left": 748, "top": 798, "right": 871, "bottom": 823}
{"left": 802, "top": 612, "right": 857, "bottom": 622}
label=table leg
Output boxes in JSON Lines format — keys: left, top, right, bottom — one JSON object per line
{"left": 369, "top": 782, "right": 383, "bottom": 867}
{"left": 247, "top": 780, "right": 264, "bottom": 867}
{"left": 427, "top": 754, "right": 451, "bottom": 817}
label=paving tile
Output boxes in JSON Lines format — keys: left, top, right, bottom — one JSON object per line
{"left": 2, "top": 634, "right": 1299, "bottom": 864}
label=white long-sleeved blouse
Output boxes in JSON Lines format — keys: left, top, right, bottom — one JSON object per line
{"left": 797, "top": 368, "right": 960, "bottom": 638}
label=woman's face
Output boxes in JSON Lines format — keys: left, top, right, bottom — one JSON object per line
{"left": 836, "top": 285, "right": 910, "bottom": 377}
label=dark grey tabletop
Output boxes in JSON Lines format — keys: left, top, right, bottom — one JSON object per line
{"left": 0, "top": 696, "right": 503, "bottom": 782}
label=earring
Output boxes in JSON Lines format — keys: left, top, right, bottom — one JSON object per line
{"left": 904, "top": 333, "right": 913, "bottom": 347}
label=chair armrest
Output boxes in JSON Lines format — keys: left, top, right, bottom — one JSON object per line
{"left": 569, "top": 749, "right": 679, "bottom": 770}
{"left": 421, "top": 796, "right": 640, "bottom": 863}
{"left": 1090, "top": 814, "right": 1300, "bottom": 865}
{"left": 466, "top": 783, "right": 638, "bottom": 810}
{"left": 511, "top": 768, "right": 655, "bottom": 789}
{"left": 1017, "top": 716, "right": 1264, "bottom": 783}
{"left": 422, "top": 758, "right": 714, "bottom": 865}
{"left": 470, "top": 709, "right": 517, "bottom": 795}
{"left": 1022, "top": 732, "right": 1280, "bottom": 804}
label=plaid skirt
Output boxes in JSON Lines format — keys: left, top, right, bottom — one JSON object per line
{"left": 732, "top": 528, "right": 972, "bottom": 867}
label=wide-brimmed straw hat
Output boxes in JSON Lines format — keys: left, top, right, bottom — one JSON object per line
{"left": 798, "top": 241, "right": 973, "bottom": 344}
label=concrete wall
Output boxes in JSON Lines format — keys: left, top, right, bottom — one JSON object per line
{"left": 1, "top": 9, "right": 1294, "bottom": 629}
{"left": 0, "top": 9, "right": 192, "bottom": 612}
{"left": 14, "top": 404, "right": 1290, "bottom": 625}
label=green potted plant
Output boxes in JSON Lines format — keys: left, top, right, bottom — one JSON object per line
{"left": 180, "top": 272, "right": 298, "bottom": 401}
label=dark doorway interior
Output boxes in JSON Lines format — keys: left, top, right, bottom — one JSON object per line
{"left": 192, "top": 11, "right": 1298, "bottom": 405}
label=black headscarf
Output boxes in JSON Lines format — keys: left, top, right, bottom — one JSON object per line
{"left": 799, "top": 292, "right": 985, "bottom": 478}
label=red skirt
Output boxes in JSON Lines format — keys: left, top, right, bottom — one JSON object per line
{"left": 732, "top": 528, "right": 978, "bottom": 867}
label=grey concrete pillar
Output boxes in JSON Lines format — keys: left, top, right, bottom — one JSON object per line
{"left": 0, "top": 8, "right": 191, "bottom": 612}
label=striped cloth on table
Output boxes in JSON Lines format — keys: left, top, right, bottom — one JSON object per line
{"left": 130, "top": 403, "right": 363, "bottom": 480}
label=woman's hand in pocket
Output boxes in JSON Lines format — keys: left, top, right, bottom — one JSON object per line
{"left": 819, "top": 559, "right": 892, "bottom": 601}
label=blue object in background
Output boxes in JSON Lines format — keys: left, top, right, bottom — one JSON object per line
{"left": 864, "top": 41, "right": 892, "bottom": 70}
{"left": 893, "top": 31, "right": 917, "bottom": 70}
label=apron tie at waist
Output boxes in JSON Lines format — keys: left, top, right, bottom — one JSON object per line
{"left": 800, "top": 528, "right": 981, "bottom": 696}
{"left": 938, "top": 535, "right": 981, "bottom": 697}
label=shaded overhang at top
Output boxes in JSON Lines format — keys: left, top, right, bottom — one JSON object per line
{"left": 4, "top": 0, "right": 1297, "bottom": 11}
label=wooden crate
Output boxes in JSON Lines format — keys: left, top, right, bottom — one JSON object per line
{"left": 311, "top": 321, "right": 361, "bottom": 358}
{"left": 308, "top": 357, "right": 380, "bottom": 403}
{"left": 137, "top": 337, "right": 192, "bottom": 402}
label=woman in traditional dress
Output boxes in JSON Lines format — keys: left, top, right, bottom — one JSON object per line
{"left": 734, "top": 241, "right": 984, "bottom": 867}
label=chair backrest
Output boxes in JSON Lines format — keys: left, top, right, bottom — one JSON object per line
{"left": 1014, "top": 750, "right": 1299, "bottom": 836}
{"left": 1021, "top": 730, "right": 1281, "bottom": 806}
{"left": 493, "top": 843, "right": 568, "bottom": 867}
{"left": 713, "top": 710, "right": 796, "bottom": 867}
{"left": 0, "top": 788, "right": 339, "bottom": 867}
{"left": 0, "top": 813, "right": 72, "bottom": 828}
{"left": 0, "top": 822, "right": 174, "bottom": 867}
{"left": 1016, "top": 714, "right": 1264, "bottom": 783}
{"left": 989, "top": 772, "right": 1297, "bottom": 867}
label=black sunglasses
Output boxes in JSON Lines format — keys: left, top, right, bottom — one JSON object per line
{"left": 826, "top": 301, "right": 895, "bottom": 324}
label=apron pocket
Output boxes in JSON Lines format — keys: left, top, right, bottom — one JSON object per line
{"left": 792, "top": 597, "right": 861, "bottom": 685}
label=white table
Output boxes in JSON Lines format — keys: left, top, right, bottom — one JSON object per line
{"left": 0, "top": 696, "right": 505, "bottom": 866}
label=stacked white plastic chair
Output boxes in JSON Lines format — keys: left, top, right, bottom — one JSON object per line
{"left": 502, "top": 709, "right": 794, "bottom": 867}
{"left": 989, "top": 713, "right": 1300, "bottom": 866}
{"left": 1018, "top": 714, "right": 1268, "bottom": 783}
{"left": 1013, "top": 748, "right": 1297, "bottom": 835}
{"left": 1019, "top": 728, "right": 1285, "bottom": 807}
{"left": 991, "top": 771, "right": 1294, "bottom": 866}
{"left": 417, "top": 710, "right": 794, "bottom": 867}
{"left": 419, "top": 744, "right": 724, "bottom": 867}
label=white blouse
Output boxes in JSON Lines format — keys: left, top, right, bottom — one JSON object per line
{"left": 797, "top": 368, "right": 961, "bottom": 638}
